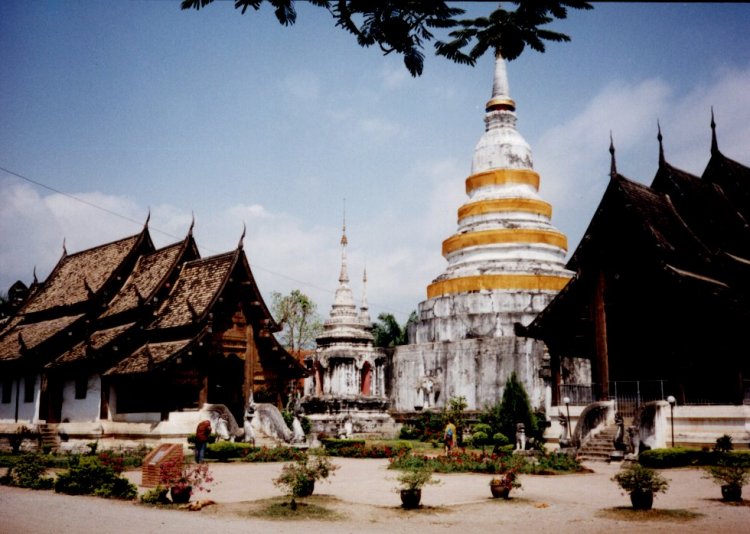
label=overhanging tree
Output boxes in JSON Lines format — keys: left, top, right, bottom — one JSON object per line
{"left": 180, "top": 1, "right": 592, "bottom": 76}
{"left": 271, "top": 289, "right": 323, "bottom": 352}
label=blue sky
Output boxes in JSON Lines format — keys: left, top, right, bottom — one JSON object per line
{"left": 2, "top": 2, "right": 750, "bottom": 323}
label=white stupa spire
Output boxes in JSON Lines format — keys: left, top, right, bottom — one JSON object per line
{"left": 318, "top": 207, "right": 373, "bottom": 343}
{"left": 359, "top": 267, "right": 371, "bottom": 326}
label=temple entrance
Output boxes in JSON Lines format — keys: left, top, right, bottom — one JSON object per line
{"left": 207, "top": 353, "right": 245, "bottom": 422}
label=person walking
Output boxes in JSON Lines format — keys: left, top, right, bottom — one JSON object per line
{"left": 443, "top": 420, "right": 457, "bottom": 454}
{"left": 194, "top": 419, "right": 212, "bottom": 463}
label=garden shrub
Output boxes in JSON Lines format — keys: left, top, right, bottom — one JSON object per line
{"left": 54, "top": 455, "right": 137, "bottom": 499}
{"left": 206, "top": 441, "right": 256, "bottom": 461}
{"left": 398, "top": 424, "right": 421, "bottom": 440}
{"left": 639, "top": 448, "right": 750, "bottom": 468}
{"left": 140, "top": 485, "right": 170, "bottom": 504}
{"left": 533, "top": 452, "right": 582, "bottom": 474}
{"left": 243, "top": 446, "right": 307, "bottom": 463}
{"left": 320, "top": 438, "right": 366, "bottom": 453}
{"left": 322, "top": 441, "right": 411, "bottom": 459}
{"left": 2, "top": 453, "right": 53, "bottom": 489}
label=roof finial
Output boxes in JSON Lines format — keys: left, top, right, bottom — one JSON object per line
{"left": 657, "top": 120, "right": 665, "bottom": 166}
{"left": 62, "top": 238, "right": 67, "bottom": 257}
{"left": 188, "top": 212, "right": 195, "bottom": 236}
{"left": 609, "top": 131, "right": 617, "bottom": 179}
{"left": 710, "top": 107, "right": 719, "bottom": 155}
{"left": 144, "top": 209, "right": 151, "bottom": 229}
{"left": 238, "top": 222, "right": 246, "bottom": 249}
{"left": 339, "top": 204, "right": 349, "bottom": 284}
{"left": 32, "top": 266, "right": 38, "bottom": 285}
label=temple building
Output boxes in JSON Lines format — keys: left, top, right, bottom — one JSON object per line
{"left": 302, "top": 221, "right": 396, "bottom": 436}
{"left": 522, "top": 121, "right": 750, "bottom": 409}
{"left": 0, "top": 220, "right": 306, "bottom": 444}
{"left": 392, "top": 54, "right": 574, "bottom": 412}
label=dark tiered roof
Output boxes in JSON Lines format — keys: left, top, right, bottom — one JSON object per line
{"left": 522, "top": 129, "right": 750, "bottom": 403}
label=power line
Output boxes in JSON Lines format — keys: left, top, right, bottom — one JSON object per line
{"left": 0, "top": 165, "right": 411, "bottom": 317}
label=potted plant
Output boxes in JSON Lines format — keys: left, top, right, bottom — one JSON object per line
{"left": 489, "top": 468, "right": 521, "bottom": 499}
{"left": 158, "top": 459, "right": 214, "bottom": 504}
{"left": 704, "top": 460, "right": 749, "bottom": 502}
{"left": 612, "top": 463, "right": 669, "bottom": 510}
{"left": 273, "top": 454, "right": 338, "bottom": 509}
{"left": 395, "top": 465, "right": 439, "bottom": 509}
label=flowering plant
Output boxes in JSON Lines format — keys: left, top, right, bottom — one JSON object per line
{"left": 158, "top": 459, "right": 214, "bottom": 496}
{"left": 489, "top": 468, "right": 521, "bottom": 490}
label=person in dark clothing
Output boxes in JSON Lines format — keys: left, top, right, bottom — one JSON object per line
{"left": 194, "top": 419, "right": 212, "bottom": 463}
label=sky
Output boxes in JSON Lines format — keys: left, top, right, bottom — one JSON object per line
{"left": 2, "top": 2, "right": 750, "bottom": 324}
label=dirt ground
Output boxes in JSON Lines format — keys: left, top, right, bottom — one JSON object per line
{"left": 1, "top": 458, "right": 748, "bottom": 533}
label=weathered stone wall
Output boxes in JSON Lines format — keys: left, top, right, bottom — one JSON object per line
{"left": 391, "top": 336, "right": 546, "bottom": 412}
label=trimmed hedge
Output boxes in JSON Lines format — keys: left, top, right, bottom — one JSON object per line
{"left": 320, "top": 438, "right": 366, "bottom": 452}
{"left": 206, "top": 441, "right": 256, "bottom": 461}
{"left": 639, "top": 448, "right": 750, "bottom": 468}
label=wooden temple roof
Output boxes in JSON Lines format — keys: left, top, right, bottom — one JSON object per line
{"left": 21, "top": 230, "right": 152, "bottom": 316}
{"left": 100, "top": 236, "right": 198, "bottom": 320}
{"left": 103, "top": 340, "right": 192, "bottom": 376}
{"left": 48, "top": 322, "right": 136, "bottom": 368}
{"left": 0, "top": 314, "right": 84, "bottom": 362}
{"left": 523, "top": 144, "right": 750, "bottom": 352}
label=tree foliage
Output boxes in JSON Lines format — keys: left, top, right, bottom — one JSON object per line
{"left": 371, "top": 311, "right": 416, "bottom": 347}
{"left": 180, "top": 1, "right": 592, "bottom": 76}
{"left": 271, "top": 289, "right": 323, "bottom": 351}
{"left": 481, "top": 372, "right": 537, "bottom": 443}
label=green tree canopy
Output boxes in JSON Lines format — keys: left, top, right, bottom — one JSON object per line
{"left": 271, "top": 289, "right": 323, "bottom": 352}
{"left": 181, "top": 1, "right": 592, "bottom": 76}
{"left": 371, "top": 311, "right": 416, "bottom": 347}
{"left": 481, "top": 372, "right": 538, "bottom": 442}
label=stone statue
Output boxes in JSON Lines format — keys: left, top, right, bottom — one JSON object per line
{"left": 613, "top": 412, "right": 626, "bottom": 451}
{"left": 243, "top": 401, "right": 256, "bottom": 445}
{"left": 515, "top": 422, "right": 526, "bottom": 451}
{"left": 342, "top": 413, "right": 353, "bottom": 438}
{"left": 558, "top": 410, "right": 570, "bottom": 447}
{"left": 627, "top": 425, "right": 640, "bottom": 457}
{"left": 291, "top": 416, "right": 305, "bottom": 443}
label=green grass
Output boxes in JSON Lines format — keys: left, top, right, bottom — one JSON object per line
{"left": 243, "top": 496, "right": 344, "bottom": 521}
{"left": 596, "top": 507, "right": 703, "bottom": 522}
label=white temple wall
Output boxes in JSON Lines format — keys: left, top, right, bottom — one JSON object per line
{"left": 0, "top": 375, "right": 40, "bottom": 423}
{"left": 392, "top": 336, "right": 546, "bottom": 412}
{"left": 61, "top": 374, "right": 101, "bottom": 423}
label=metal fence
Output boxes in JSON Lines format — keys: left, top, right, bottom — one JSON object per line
{"left": 560, "top": 379, "right": 750, "bottom": 412}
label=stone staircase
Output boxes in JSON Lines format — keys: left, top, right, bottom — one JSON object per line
{"left": 38, "top": 424, "right": 60, "bottom": 453}
{"left": 577, "top": 424, "right": 617, "bottom": 462}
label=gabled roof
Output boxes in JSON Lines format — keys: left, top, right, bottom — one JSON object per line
{"left": 48, "top": 322, "right": 136, "bottom": 368}
{"left": 149, "top": 250, "right": 238, "bottom": 330}
{"left": 104, "top": 339, "right": 192, "bottom": 376}
{"left": 0, "top": 314, "right": 84, "bottom": 362}
{"left": 21, "top": 229, "right": 153, "bottom": 316}
{"left": 652, "top": 161, "right": 750, "bottom": 258}
{"left": 101, "top": 235, "right": 199, "bottom": 319}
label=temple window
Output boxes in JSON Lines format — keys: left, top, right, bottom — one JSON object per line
{"left": 74, "top": 376, "right": 88, "bottom": 399}
{"left": 23, "top": 375, "right": 35, "bottom": 403}
{"left": 1, "top": 378, "right": 11, "bottom": 403}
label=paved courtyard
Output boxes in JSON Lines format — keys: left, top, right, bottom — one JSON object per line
{"left": 1, "top": 458, "right": 748, "bottom": 533}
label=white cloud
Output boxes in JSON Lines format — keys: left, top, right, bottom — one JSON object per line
{"left": 534, "top": 64, "right": 750, "bottom": 252}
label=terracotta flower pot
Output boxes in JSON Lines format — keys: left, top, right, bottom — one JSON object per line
{"left": 297, "top": 480, "right": 315, "bottom": 497}
{"left": 490, "top": 484, "right": 511, "bottom": 499}
{"left": 629, "top": 489, "right": 653, "bottom": 510}
{"left": 170, "top": 485, "right": 192, "bottom": 504}
{"left": 400, "top": 488, "right": 421, "bottom": 509}
{"left": 721, "top": 484, "right": 742, "bottom": 502}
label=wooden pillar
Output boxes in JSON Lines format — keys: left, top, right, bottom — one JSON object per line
{"left": 592, "top": 270, "right": 610, "bottom": 401}
{"left": 551, "top": 350, "right": 561, "bottom": 406}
